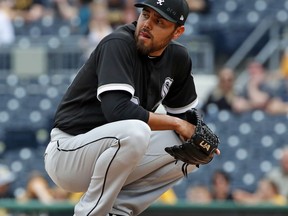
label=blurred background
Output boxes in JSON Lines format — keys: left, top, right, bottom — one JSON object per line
{"left": 0, "top": 0, "right": 288, "bottom": 215}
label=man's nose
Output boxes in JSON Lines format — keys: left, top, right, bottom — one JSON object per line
{"left": 143, "top": 18, "right": 152, "bottom": 30}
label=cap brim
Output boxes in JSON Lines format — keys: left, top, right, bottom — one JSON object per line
{"left": 135, "top": 3, "right": 177, "bottom": 23}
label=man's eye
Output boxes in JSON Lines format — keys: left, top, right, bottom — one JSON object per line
{"left": 157, "top": 19, "right": 163, "bottom": 24}
{"left": 142, "top": 13, "right": 149, "bottom": 19}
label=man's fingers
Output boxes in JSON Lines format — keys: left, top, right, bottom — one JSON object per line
{"left": 215, "top": 149, "right": 221, "bottom": 155}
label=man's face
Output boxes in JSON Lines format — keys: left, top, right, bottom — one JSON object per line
{"left": 135, "top": 7, "right": 183, "bottom": 56}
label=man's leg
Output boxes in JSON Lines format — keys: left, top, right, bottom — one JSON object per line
{"left": 109, "top": 130, "right": 196, "bottom": 216}
{"left": 44, "top": 120, "right": 151, "bottom": 216}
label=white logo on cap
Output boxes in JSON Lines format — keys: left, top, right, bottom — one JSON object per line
{"left": 180, "top": 15, "right": 184, "bottom": 21}
{"left": 157, "top": 0, "right": 165, "bottom": 6}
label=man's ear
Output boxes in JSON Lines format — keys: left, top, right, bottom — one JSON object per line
{"left": 173, "top": 26, "right": 185, "bottom": 40}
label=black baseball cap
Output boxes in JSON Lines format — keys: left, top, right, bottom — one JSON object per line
{"left": 135, "top": 0, "right": 189, "bottom": 26}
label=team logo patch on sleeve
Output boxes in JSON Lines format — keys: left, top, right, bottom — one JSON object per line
{"left": 161, "top": 77, "right": 173, "bottom": 99}
{"left": 151, "top": 77, "right": 174, "bottom": 111}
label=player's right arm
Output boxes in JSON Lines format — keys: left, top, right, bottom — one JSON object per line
{"left": 100, "top": 90, "right": 195, "bottom": 140}
{"left": 148, "top": 112, "right": 195, "bottom": 141}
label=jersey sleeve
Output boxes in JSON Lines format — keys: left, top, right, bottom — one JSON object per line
{"left": 101, "top": 91, "right": 149, "bottom": 123}
{"left": 95, "top": 38, "right": 136, "bottom": 101}
{"left": 162, "top": 50, "right": 198, "bottom": 114}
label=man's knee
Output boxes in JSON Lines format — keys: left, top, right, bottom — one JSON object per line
{"left": 122, "top": 120, "right": 151, "bottom": 155}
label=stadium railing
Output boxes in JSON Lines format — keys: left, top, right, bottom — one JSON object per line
{"left": 1, "top": 199, "right": 288, "bottom": 216}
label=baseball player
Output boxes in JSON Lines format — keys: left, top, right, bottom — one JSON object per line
{"left": 44, "top": 0, "right": 219, "bottom": 215}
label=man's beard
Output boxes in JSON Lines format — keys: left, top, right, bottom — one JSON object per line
{"left": 135, "top": 32, "right": 174, "bottom": 56}
{"left": 135, "top": 37, "right": 151, "bottom": 55}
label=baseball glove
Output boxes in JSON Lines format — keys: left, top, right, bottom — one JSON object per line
{"left": 165, "top": 108, "right": 220, "bottom": 176}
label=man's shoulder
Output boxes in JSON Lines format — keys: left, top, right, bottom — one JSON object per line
{"left": 168, "top": 40, "right": 189, "bottom": 56}
{"left": 101, "top": 23, "right": 136, "bottom": 44}
{"left": 165, "top": 40, "right": 191, "bottom": 63}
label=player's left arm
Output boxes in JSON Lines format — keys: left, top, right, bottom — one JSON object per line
{"left": 162, "top": 47, "right": 198, "bottom": 116}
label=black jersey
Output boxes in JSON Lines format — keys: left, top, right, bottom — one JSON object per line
{"left": 54, "top": 22, "right": 198, "bottom": 135}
